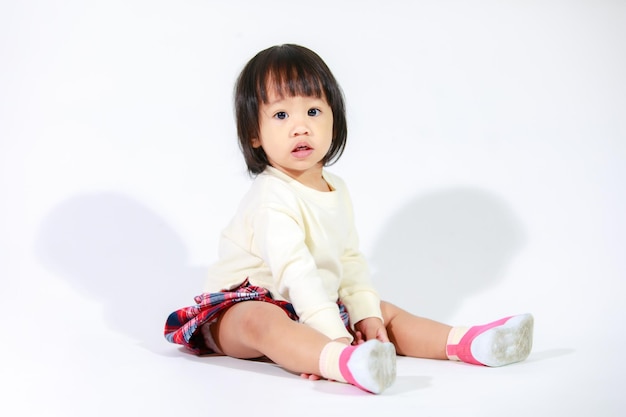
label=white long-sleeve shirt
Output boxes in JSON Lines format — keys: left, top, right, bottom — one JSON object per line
{"left": 204, "top": 166, "right": 383, "bottom": 341}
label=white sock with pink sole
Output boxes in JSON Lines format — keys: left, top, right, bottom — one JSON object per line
{"left": 319, "top": 339, "right": 397, "bottom": 394}
{"left": 446, "top": 313, "right": 534, "bottom": 367}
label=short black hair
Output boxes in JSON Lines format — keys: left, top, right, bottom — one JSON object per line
{"left": 234, "top": 44, "right": 348, "bottom": 175}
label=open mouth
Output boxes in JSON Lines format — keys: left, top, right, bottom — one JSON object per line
{"left": 293, "top": 143, "right": 312, "bottom": 152}
{"left": 291, "top": 143, "right": 314, "bottom": 158}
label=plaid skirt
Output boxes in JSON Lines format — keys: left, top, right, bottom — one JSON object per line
{"left": 164, "top": 278, "right": 350, "bottom": 355}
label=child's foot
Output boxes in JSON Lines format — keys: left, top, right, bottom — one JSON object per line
{"left": 339, "top": 339, "right": 397, "bottom": 394}
{"left": 446, "top": 313, "right": 534, "bottom": 367}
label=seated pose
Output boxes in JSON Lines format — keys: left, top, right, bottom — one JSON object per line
{"left": 164, "top": 44, "right": 533, "bottom": 394}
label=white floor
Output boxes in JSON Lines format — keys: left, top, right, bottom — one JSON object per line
{"left": 1, "top": 249, "right": 622, "bottom": 417}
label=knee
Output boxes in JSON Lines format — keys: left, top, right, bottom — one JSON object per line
{"left": 230, "top": 302, "right": 286, "bottom": 343}
{"left": 380, "top": 301, "right": 401, "bottom": 324}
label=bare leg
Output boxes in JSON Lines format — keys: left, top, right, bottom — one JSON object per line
{"left": 381, "top": 301, "right": 451, "bottom": 359}
{"left": 207, "top": 301, "right": 332, "bottom": 375}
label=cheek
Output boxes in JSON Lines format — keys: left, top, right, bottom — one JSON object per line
{"left": 326, "top": 120, "right": 335, "bottom": 138}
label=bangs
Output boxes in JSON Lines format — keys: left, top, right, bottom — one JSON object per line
{"left": 255, "top": 49, "right": 327, "bottom": 103}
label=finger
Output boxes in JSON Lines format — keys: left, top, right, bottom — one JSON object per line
{"left": 376, "top": 327, "right": 390, "bottom": 343}
{"left": 300, "top": 373, "right": 323, "bottom": 381}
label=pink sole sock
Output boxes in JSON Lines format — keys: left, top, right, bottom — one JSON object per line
{"left": 319, "top": 339, "right": 397, "bottom": 394}
{"left": 446, "top": 313, "right": 534, "bottom": 367}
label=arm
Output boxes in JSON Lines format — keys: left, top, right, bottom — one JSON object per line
{"left": 252, "top": 204, "right": 353, "bottom": 342}
{"left": 336, "top": 183, "right": 387, "bottom": 341}
{"left": 339, "top": 247, "right": 389, "bottom": 343}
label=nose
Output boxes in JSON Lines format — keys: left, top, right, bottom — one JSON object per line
{"left": 290, "top": 114, "right": 310, "bottom": 137}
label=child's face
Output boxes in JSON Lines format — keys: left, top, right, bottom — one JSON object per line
{"left": 253, "top": 88, "right": 334, "bottom": 186}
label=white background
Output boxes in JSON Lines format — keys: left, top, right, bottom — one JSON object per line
{"left": 1, "top": 1, "right": 624, "bottom": 416}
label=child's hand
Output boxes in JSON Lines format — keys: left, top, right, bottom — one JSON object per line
{"left": 300, "top": 373, "right": 323, "bottom": 381}
{"left": 354, "top": 317, "right": 389, "bottom": 343}
{"left": 353, "top": 330, "right": 365, "bottom": 345}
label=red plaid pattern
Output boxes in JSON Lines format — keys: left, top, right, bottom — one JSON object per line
{"left": 164, "top": 279, "right": 351, "bottom": 355}
{"left": 164, "top": 279, "right": 298, "bottom": 354}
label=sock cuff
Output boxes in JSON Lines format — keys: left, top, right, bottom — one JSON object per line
{"left": 446, "top": 326, "right": 470, "bottom": 360}
{"left": 319, "top": 341, "right": 349, "bottom": 383}
{"left": 447, "top": 326, "right": 470, "bottom": 345}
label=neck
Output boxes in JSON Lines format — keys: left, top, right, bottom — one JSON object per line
{"left": 271, "top": 165, "right": 331, "bottom": 192}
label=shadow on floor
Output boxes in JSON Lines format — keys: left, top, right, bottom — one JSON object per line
{"left": 35, "top": 192, "right": 207, "bottom": 353}
{"left": 370, "top": 187, "right": 526, "bottom": 322}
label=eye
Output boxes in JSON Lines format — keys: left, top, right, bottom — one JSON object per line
{"left": 274, "top": 111, "right": 288, "bottom": 120}
{"left": 308, "top": 108, "right": 321, "bottom": 117}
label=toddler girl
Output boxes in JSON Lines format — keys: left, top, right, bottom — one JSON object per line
{"left": 164, "top": 44, "right": 533, "bottom": 394}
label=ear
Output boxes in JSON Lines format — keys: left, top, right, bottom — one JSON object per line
{"left": 251, "top": 138, "right": 262, "bottom": 148}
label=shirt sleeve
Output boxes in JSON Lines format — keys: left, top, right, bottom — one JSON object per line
{"left": 338, "top": 235, "right": 383, "bottom": 328}
{"left": 251, "top": 203, "right": 353, "bottom": 341}
{"left": 337, "top": 186, "right": 383, "bottom": 327}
